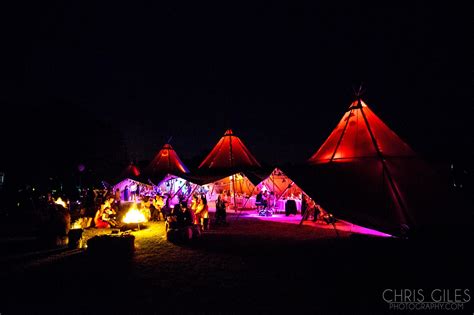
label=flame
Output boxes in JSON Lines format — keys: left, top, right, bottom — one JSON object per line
{"left": 54, "top": 197, "right": 67, "bottom": 208}
{"left": 72, "top": 221, "right": 82, "bottom": 229}
{"left": 122, "top": 204, "right": 147, "bottom": 224}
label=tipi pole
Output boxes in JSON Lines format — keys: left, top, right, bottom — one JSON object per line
{"left": 231, "top": 175, "right": 238, "bottom": 212}
{"left": 228, "top": 133, "right": 238, "bottom": 212}
{"left": 186, "top": 184, "right": 199, "bottom": 203}
{"left": 277, "top": 181, "right": 294, "bottom": 203}
{"left": 237, "top": 184, "right": 257, "bottom": 221}
{"left": 330, "top": 108, "right": 354, "bottom": 162}
{"left": 171, "top": 178, "right": 187, "bottom": 199}
{"left": 240, "top": 183, "right": 256, "bottom": 210}
{"left": 358, "top": 99, "right": 409, "bottom": 223}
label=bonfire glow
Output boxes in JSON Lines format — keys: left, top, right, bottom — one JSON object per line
{"left": 122, "top": 205, "right": 147, "bottom": 224}
{"left": 54, "top": 197, "right": 67, "bottom": 208}
{"left": 72, "top": 221, "right": 82, "bottom": 229}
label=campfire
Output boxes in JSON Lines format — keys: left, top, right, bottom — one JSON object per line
{"left": 54, "top": 197, "right": 67, "bottom": 208}
{"left": 122, "top": 204, "right": 147, "bottom": 224}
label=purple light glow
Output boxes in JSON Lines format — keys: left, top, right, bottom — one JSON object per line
{"left": 244, "top": 213, "right": 392, "bottom": 238}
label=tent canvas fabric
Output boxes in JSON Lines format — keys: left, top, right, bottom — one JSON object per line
{"left": 180, "top": 170, "right": 262, "bottom": 209}
{"left": 112, "top": 178, "right": 153, "bottom": 198}
{"left": 202, "top": 172, "right": 257, "bottom": 197}
{"left": 145, "top": 144, "right": 190, "bottom": 180}
{"left": 152, "top": 173, "right": 200, "bottom": 205}
{"left": 309, "top": 100, "right": 415, "bottom": 163}
{"left": 257, "top": 168, "right": 304, "bottom": 201}
{"left": 199, "top": 129, "right": 261, "bottom": 170}
{"left": 119, "top": 163, "right": 141, "bottom": 180}
{"left": 109, "top": 162, "right": 142, "bottom": 185}
{"left": 292, "top": 98, "right": 456, "bottom": 235}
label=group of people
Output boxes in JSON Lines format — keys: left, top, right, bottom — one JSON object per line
{"left": 94, "top": 195, "right": 119, "bottom": 228}
{"left": 166, "top": 192, "right": 229, "bottom": 233}
{"left": 255, "top": 190, "right": 276, "bottom": 216}
{"left": 36, "top": 193, "right": 72, "bottom": 242}
{"left": 121, "top": 183, "right": 152, "bottom": 202}
{"left": 255, "top": 190, "right": 276, "bottom": 209}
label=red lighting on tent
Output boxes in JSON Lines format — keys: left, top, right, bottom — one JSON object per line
{"left": 199, "top": 129, "right": 261, "bottom": 170}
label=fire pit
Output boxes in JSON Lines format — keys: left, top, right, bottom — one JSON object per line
{"left": 121, "top": 204, "right": 148, "bottom": 231}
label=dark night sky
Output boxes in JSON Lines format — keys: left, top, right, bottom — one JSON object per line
{"left": 1, "top": 1, "right": 472, "bottom": 179}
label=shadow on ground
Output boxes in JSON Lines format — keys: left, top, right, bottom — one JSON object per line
{"left": 1, "top": 215, "right": 473, "bottom": 314}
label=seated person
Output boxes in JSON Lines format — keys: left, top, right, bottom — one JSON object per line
{"left": 102, "top": 207, "right": 118, "bottom": 227}
{"left": 168, "top": 202, "right": 193, "bottom": 230}
{"left": 94, "top": 196, "right": 118, "bottom": 228}
{"left": 255, "top": 191, "right": 267, "bottom": 210}
{"left": 161, "top": 194, "right": 173, "bottom": 219}
{"left": 151, "top": 195, "right": 164, "bottom": 221}
{"left": 94, "top": 208, "right": 110, "bottom": 228}
{"left": 266, "top": 191, "right": 276, "bottom": 211}
{"left": 140, "top": 197, "right": 152, "bottom": 221}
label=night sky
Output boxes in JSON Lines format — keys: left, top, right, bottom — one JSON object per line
{"left": 1, "top": 2, "right": 472, "bottom": 183}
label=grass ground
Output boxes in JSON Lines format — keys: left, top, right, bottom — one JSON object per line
{"left": 0, "top": 211, "right": 472, "bottom": 314}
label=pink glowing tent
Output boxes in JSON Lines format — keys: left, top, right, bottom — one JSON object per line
{"left": 287, "top": 98, "right": 457, "bottom": 235}
{"left": 112, "top": 162, "right": 152, "bottom": 199}
{"left": 119, "top": 162, "right": 141, "bottom": 180}
{"left": 199, "top": 129, "right": 261, "bottom": 170}
{"left": 145, "top": 143, "right": 190, "bottom": 181}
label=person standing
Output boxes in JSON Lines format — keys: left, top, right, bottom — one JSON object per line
{"left": 215, "top": 192, "right": 228, "bottom": 225}
{"left": 124, "top": 185, "right": 130, "bottom": 202}
{"left": 201, "top": 194, "right": 209, "bottom": 230}
{"left": 301, "top": 194, "right": 308, "bottom": 218}
{"left": 114, "top": 188, "right": 121, "bottom": 211}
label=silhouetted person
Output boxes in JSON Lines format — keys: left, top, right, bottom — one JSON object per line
{"left": 124, "top": 185, "right": 130, "bottom": 202}
{"left": 215, "top": 193, "right": 228, "bottom": 225}
{"left": 174, "top": 202, "right": 193, "bottom": 228}
{"left": 301, "top": 194, "right": 308, "bottom": 218}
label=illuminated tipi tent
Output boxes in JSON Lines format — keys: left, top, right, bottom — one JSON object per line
{"left": 145, "top": 143, "right": 190, "bottom": 181}
{"left": 295, "top": 97, "right": 450, "bottom": 235}
{"left": 199, "top": 129, "right": 261, "bottom": 170}
{"left": 198, "top": 129, "right": 261, "bottom": 209}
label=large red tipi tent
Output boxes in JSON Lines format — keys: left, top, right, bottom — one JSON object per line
{"left": 290, "top": 98, "right": 456, "bottom": 235}
{"left": 145, "top": 143, "right": 189, "bottom": 180}
{"left": 308, "top": 99, "right": 415, "bottom": 163}
{"left": 199, "top": 129, "right": 261, "bottom": 170}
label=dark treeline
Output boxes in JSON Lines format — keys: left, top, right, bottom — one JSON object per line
{"left": 0, "top": 103, "right": 128, "bottom": 210}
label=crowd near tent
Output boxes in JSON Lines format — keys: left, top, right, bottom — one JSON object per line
{"left": 112, "top": 178, "right": 153, "bottom": 200}
{"left": 200, "top": 172, "right": 260, "bottom": 209}
{"left": 288, "top": 98, "right": 454, "bottom": 235}
{"left": 152, "top": 173, "right": 200, "bottom": 205}
{"left": 101, "top": 98, "right": 467, "bottom": 235}
{"left": 111, "top": 163, "right": 151, "bottom": 199}
{"left": 145, "top": 143, "right": 190, "bottom": 182}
